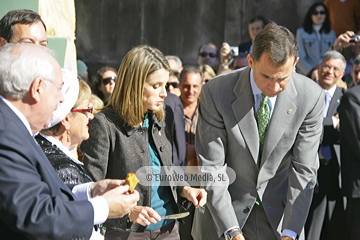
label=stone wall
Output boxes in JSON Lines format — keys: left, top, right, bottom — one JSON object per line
{"left": 74, "top": 0, "right": 319, "bottom": 78}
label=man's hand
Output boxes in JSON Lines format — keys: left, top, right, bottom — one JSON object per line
{"left": 180, "top": 186, "right": 207, "bottom": 207}
{"left": 93, "top": 179, "right": 140, "bottom": 219}
{"left": 332, "top": 31, "right": 356, "bottom": 51}
{"left": 91, "top": 179, "right": 126, "bottom": 197}
{"left": 234, "top": 234, "right": 245, "bottom": 240}
{"left": 220, "top": 42, "right": 232, "bottom": 66}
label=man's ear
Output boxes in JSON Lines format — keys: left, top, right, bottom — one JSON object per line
{"left": 29, "top": 78, "right": 44, "bottom": 103}
{"left": 247, "top": 54, "right": 254, "bottom": 69}
{"left": 0, "top": 37, "right": 8, "bottom": 47}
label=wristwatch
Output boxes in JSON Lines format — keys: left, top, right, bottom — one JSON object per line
{"left": 225, "top": 229, "right": 242, "bottom": 240}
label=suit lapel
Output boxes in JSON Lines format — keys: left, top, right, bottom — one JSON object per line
{"left": 327, "top": 86, "right": 342, "bottom": 116}
{"left": 231, "top": 68, "right": 260, "bottom": 165}
{"left": 260, "top": 76, "right": 297, "bottom": 168}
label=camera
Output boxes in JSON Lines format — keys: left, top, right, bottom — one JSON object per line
{"left": 350, "top": 34, "right": 360, "bottom": 43}
{"left": 230, "top": 46, "right": 239, "bottom": 57}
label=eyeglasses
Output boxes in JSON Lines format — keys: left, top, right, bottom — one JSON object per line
{"left": 199, "top": 52, "right": 217, "bottom": 58}
{"left": 45, "top": 79, "right": 63, "bottom": 95}
{"left": 312, "top": 10, "right": 325, "bottom": 15}
{"left": 321, "top": 64, "right": 342, "bottom": 74}
{"left": 166, "top": 82, "right": 180, "bottom": 89}
{"left": 71, "top": 107, "right": 94, "bottom": 117}
{"left": 102, "top": 76, "right": 116, "bottom": 85}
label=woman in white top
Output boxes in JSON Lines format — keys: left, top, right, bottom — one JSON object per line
{"left": 296, "top": 2, "right": 336, "bottom": 75}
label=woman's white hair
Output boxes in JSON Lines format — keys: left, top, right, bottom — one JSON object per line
{"left": 0, "top": 43, "right": 56, "bottom": 100}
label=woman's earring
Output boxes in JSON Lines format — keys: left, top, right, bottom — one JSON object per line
{"left": 67, "top": 130, "right": 71, "bottom": 142}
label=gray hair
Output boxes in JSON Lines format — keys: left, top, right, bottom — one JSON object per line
{"left": 0, "top": 43, "right": 56, "bottom": 100}
{"left": 165, "top": 55, "right": 183, "bottom": 68}
{"left": 322, "top": 50, "right": 346, "bottom": 71}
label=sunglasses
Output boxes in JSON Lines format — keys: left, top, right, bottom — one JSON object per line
{"left": 199, "top": 52, "right": 217, "bottom": 58}
{"left": 71, "top": 107, "right": 93, "bottom": 117}
{"left": 102, "top": 76, "right": 116, "bottom": 85}
{"left": 312, "top": 10, "right": 325, "bottom": 15}
{"left": 166, "top": 82, "right": 180, "bottom": 89}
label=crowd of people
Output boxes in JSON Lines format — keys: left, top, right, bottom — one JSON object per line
{"left": 1, "top": 2, "right": 360, "bottom": 239}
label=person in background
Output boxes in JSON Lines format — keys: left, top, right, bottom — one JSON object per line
{"left": 81, "top": 45, "right": 206, "bottom": 240}
{"left": 92, "top": 66, "right": 117, "bottom": 105}
{"left": 238, "top": 16, "right": 268, "bottom": 55}
{"left": 324, "top": 0, "right": 360, "bottom": 37}
{"left": 192, "top": 22, "right": 324, "bottom": 240}
{"left": 305, "top": 51, "right": 346, "bottom": 240}
{"left": 197, "top": 43, "right": 219, "bottom": 73}
{"left": 296, "top": 2, "right": 336, "bottom": 76}
{"left": 166, "top": 55, "right": 183, "bottom": 73}
{"left": 77, "top": 59, "right": 90, "bottom": 84}
{"left": 0, "top": 43, "right": 139, "bottom": 240}
{"left": 0, "top": 9, "right": 47, "bottom": 47}
{"left": 199, "top": 64, "right": 216, "bottom": 83}
{"left": 166, "top": 70, "right": 181, "bottom": 97}
{"left": 219, "top": 16, "right": 266, "bottom": 73}
{"left": 179, "top": 66, "right": 203, "bottom": 168}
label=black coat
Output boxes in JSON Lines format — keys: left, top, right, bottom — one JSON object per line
{"left": 35, "top": 134, "right": 93, "bottom": 184}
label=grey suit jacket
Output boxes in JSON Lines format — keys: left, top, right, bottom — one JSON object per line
{"left": 81, "top": 105, "right": 187, "bottom": 232}
{"left": 192, "top": 67, "right": 324, "bottom": 239}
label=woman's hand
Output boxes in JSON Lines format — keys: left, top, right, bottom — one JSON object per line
{"left": 128, "top": 206, "right": 161, "bottom": 226}
{"left": 180, "top": 186, "right": 207, "bottom": 208}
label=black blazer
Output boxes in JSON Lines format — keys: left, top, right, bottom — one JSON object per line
{"left": 0, "top": 99, "right": 93, "bottom": 240}
{"left": 339, "top": 84, "right": 360, "bottom": 197}
{"left": 164, "top": 92, "right": 186, "bottom": 166}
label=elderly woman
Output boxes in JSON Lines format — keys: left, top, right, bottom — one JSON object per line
{"left": 81, "top": 45, "right": 206, "bottom": 240}
{"left": 35, "top": 69, "right": 102, "bottom": 239}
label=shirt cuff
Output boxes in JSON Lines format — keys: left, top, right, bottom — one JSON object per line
{"left": 332, "top": 116, "right": 339, "bottom": 129}
{"left": 72, "top": 182, "right": 92, "bottom": 200}
{"left": 224, "top": 226, "right": 240, "bottom": 236}
{"left": 282, "top": 229, "right": 297, "bottom": 240}
{"left": 89, "top": 196, "right": 109, "bottom": 225}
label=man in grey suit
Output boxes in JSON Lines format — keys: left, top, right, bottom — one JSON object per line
{"left": 192, "top": 22, "right": 324, "bottom": 240}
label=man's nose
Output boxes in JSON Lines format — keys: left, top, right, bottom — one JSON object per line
{"left": 268, "top": 82, "right": 281, "bottom": 92}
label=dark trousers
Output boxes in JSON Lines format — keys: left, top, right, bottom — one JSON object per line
{"left": 346, "top": 198, "right": 360, "bottom": 240}
{"left": 305, "top": 158, "right": 346, "bottom": 240}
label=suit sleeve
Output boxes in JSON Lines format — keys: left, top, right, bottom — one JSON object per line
{"left": 0, "top": 129, "right": 93, "bottom": 240}
{"left": 282, "top": 88, "right": 323, "bottom": 234}
{"left": 173, "top": 97, "right": 186, "bottom": 166}
{"left": 339, "top": 89, "right": 360, "bottom": 159}
{"left": 195, "top": 84, "right": 239, "bottom": 237}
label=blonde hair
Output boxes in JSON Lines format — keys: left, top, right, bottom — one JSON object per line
{"left": 108, "top": 45, "right": 171, "bottom": 127}
{"left": 73, "top": 79, "right": 91, "bottom": 109}
{"left": 89, "top": 94, "right": 104, "bottom": 114}
{"left": 200, "top": 64, "right": 216, "bottom": 80}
